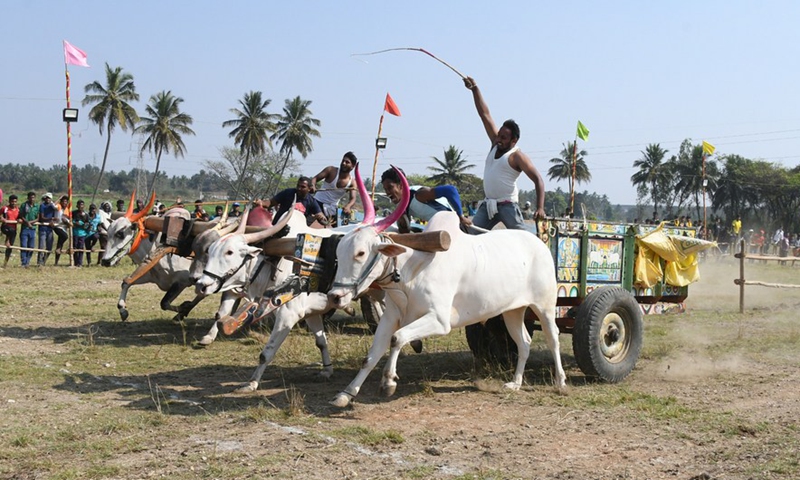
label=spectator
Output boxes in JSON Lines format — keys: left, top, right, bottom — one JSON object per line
{"left": 53, "top": 195, "right": 72, "bottom": 266}
{"left": 72, "top": 200, "right": 89, "bottom": 267}
{"left": 521, "top": 201, "right": 534, "bottom": 220}
{"left": 36, "top": 193, "right": 57, "bottom": 265}
{"left": 229, "top": 202, "right": 242, "bottom": 218}
{"left": 115, "top": 199, "right": 126, "bottom": 212}
{"left": 95, "top": 202, "right": 112, "bottom": 264}
{"left": 210, "top": 205, "right": 224, "bottom": 220}
{"left": 772, "top": 226, "right": 784, "bottom": 255}
{"left": 467, "top": 201, "right": 478, "bottom": 217}
{"left": 18, "top": 191, "right": 38, "bottom": 267}
{"left": 1, "top": 194, "right": 20, "bottom": 267}
{"left": 84, "top": 204, "right": 102, "bottom": 265}
{"left": 193, "top": 199, "right": 209, "bottom": 221}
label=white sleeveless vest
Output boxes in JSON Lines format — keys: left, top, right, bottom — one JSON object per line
{"left": 483, "top": 145, "right": 520, "bottom": 203}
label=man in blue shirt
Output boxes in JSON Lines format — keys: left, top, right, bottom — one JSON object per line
{"left": 260, "top": 177, "right": 326, "bottom": 226}
{"left": 37, "top": 192, "right": 57, "bottom": 266}
{"left": 380, "top": 167, "right": 472, "bottom": 234}
{"left": 18, "top": 191, "right": 38, "bottom": 267}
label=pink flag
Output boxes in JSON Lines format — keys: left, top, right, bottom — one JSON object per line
{"left": 63, "top": 40, "right": 89, "bottom": 67}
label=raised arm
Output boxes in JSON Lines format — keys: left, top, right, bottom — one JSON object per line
{"left": 309, "top": 166, "right": 337, "bottom": 193}
{"left": 464, "top": 76, "right": 498, "bottom": 144}
{"left": 510, "top": 151, "right": 546, "bottom": 220}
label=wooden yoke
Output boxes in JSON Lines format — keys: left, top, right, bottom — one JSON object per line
{"left": 260, "top": 230, "right": 451, "bottom": 257}
{"left": 143, "top": 216, "right": 269, "bottom": 236}
{"left": 122, "top": 245, "right": 178, "bottom": 285}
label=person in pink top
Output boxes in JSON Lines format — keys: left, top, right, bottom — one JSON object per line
{"left": 463, "top": 76, "right": 546, "bottom": 231}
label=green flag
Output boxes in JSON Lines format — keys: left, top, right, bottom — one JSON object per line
{"left": 576, "top": 121, "right": 590, "bottom": 141}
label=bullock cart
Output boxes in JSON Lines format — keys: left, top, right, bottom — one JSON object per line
{"left": 466, "top": 219, "right": 700, "bottom": 383}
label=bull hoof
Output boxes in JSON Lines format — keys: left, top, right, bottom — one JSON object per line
{"left": 380, "top": 382, "right": 397, "bottom": 397}
{"left": 235, "top": 382, "right": 258, "bottom": 393}
{"left": 171, "top": 314, "right": 184, "bottom": 324}
{"left": 119, "top": 308, "right": 129, "bottom": 322}
{"left": 330, "top": 393, "right": 352, "bottom": 408}
{"left": 502, "top": 381, "right": 522, "bottom": 391}
{"left": 197, "top": 335, "right": 215, "bottom": 346}
{"left": 318, "top": 369, "right": 333, "bottom": 380}
{"left": 410, "top": 340, "right": 423, "bottom": 354}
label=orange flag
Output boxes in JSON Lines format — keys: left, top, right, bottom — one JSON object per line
{"left": 384, "top": 93, "right": 401, "bottom": 116}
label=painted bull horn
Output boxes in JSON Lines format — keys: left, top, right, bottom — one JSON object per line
{"left": 124, "top": 190, "right": 137, "bottom": 219}
{"left": 373, "top": 165, "right": 409, "bottom": 233}
{"left": 354, "top": 163, "right": 375, "bottom": 225}
{"left": 242, "top": 198, "right": 294, "bottom": 245}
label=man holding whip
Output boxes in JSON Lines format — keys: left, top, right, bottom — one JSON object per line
{"left": 463, "top": 76, "right": 546, "bottom": 231}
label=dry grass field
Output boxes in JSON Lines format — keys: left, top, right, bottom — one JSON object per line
{"left": 1, "top": 256, "right": 799, "bottom": 479}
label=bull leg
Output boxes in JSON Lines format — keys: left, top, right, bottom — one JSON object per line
{"left": 198, "top": 293, "right": 239, "bottom": 346}
{"left": 304, "top": 314, "right": 333, "bottom": 379}
{"left": 530, "top": 303, "right": 567, "bottom": 391}
{"left": 160, "top": 283, "right": 188, "bottom": 321}
{"left": 330, "top": 310, "right": 401, "bottom": 408}
{"left": 501, "top": 307, "right": 532, "bottom": 390}
{"left": 236, "top": 301, "right": 306, "bottom": 393}
{"left": 117, "top": 281, "right": 132, "bottom": 321}
{"left": 381, "top": 311, "right": 451, "bottom": 397}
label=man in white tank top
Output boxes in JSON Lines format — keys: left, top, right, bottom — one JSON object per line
{"left": 310, "top": 152, "right": 357, "bottom": 227}
{"left": 463, "top": 76, "right": 546, "bottom": 231}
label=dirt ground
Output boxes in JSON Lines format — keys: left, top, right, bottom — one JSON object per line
{"left": 1, "top": 260, "right": 800, "bottom": 479}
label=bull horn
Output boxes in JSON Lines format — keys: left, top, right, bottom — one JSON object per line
{"left": 124, "top": 190, "right": 137, "bottom": 219}
{"left": 130, "top": 191, "right": 156, "bottom": 223}
{"left": 234, "top": 204, "right": 253, "bottom": 235}
{"left": 243, "top": 201, "right": 294, "bottom": 245}
{"left": 355, "top": 163, "right": 375, "bottom": 225}
{"left": 373, "top": 165, "right": 409, "bottom": 233}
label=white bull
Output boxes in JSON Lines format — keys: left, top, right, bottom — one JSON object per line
{"left": 326, "top": 167, "right": 566, "bottom": 408}
{"left": 102, "top": 192, "right": 205, "bottom": 322}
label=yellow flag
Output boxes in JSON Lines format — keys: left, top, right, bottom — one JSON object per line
{"left": 702, "top": 140, "right": 715, "bottom": 156}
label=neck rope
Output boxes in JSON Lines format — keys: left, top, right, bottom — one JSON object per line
{"left": 330, "top": 234, "right": 400, "bottom": 297}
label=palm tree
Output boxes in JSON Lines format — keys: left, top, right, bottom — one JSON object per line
{"left": 270, "top": 96, "right": 321, "bottom": 194}
{"left": 134, "top": 91, "right": 195, "bottom": 197}
{"left": 630, "top": 143, "right": 669, "bottom": 217}
{"left": 548, "top": 141, "right": 591, "bottom": 205}
{"left": 427, "top": 145, "right": 475, "bottom": 188}
{"left": 222, "top": 91, "right": 277, "bottom": 197}
{"left": 82, "top": 63, "right": 139, "bottom": 204}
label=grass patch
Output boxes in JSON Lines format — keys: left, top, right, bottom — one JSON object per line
{"left": 332, "top": 425, "right": 404, "bottom": 446}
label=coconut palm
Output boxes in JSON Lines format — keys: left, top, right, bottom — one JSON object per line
{"left": 630, "top": 143, "right": 669, "bottom": 217}
{"left": 270, "top": 96, "right": 321, "bottom": 194}
{"left": 222, "top": 91, "right": 277, "bottom": 197}
{"left": 82, "top": 63, "right": 140, "bottom": 204}
{"left": 548, "top": 141, "right": 591, "bottom": 206}
{"left": 134, "top": 91, "right": 195, "bottom": 197}
{"left": 427, "top": 145, "right": 475, "bottom": 188}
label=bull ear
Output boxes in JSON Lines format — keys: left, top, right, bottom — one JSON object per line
{"left": 375, "top": 243, "right": 407, "bottom": 258}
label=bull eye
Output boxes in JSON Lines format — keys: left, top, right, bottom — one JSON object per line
{"left": 356, "top": 250, "right": 366, "bottom": 258}
{"left": 116, "top": 231, "right": 125, "bottom": 239}
{"left": 226, "top": 250, "right": 233, "bottom": 256}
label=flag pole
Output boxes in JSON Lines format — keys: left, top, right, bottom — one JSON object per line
{"left": 702, "top": 152, "right": 707, "bottom": 240}
{"left": 65, "top": 65, "right": 74, "bottom": 266}
{"left": 370, "top": 113, "right": 385, "bottom": 201}
{"left": 570, "top": 137, "right": 577, "bottom": 213}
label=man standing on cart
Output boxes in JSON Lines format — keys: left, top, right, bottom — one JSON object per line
{"left": 463, "top": 76, "right": 546, "bottom": 231}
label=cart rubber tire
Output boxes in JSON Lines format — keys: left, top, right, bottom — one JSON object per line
{"left": 572, "top": 286, "right": 643, "bottom": 383}
{"left": 465, "top": 315, "right": 535, "bottom": 369}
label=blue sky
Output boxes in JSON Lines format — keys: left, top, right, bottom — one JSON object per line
{"left": 3, "top": 1, "right": 798, "bottom": 205}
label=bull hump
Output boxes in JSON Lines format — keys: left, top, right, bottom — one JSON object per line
{"left": 246, "top": 207, "right": 274, "bottom": 227}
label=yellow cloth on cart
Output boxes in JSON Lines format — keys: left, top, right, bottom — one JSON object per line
{"left": 634, "top": 223, "right": 717, "bottom": 287}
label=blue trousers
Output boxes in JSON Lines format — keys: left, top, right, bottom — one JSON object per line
{"left": 38, "top": 229, "right": 53, "bottom": 265}
{"left": 20, "top": 227, "right": 36, "bottom": 266}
